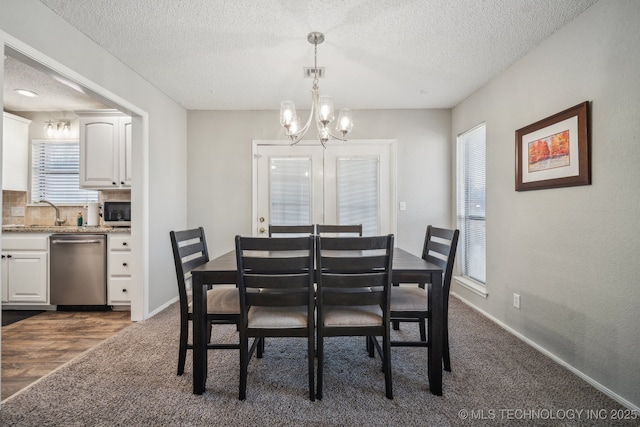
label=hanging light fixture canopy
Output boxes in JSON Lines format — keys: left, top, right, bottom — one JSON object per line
{"left": 280, "top": 32, "right": 353, "bottom": 148}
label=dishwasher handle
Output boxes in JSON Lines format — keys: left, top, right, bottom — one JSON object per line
{"left": 51, "top": 239, "right": 103, "bottom": 244}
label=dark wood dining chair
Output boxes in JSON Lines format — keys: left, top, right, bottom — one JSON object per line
{"left": 268, "top": 224, "right": 315, "bottom": 236}
{"left": 169, "top": 227, "right": 241, "bottom": 376}
{"left": 235, "top": 235, "right": 316, "bottom": 401}
{"left": 315, "top": 234, "right": 395, "bottom": 400}
{"left": 390, "top": 225, "right": 459, "bottom": 371}
{"left": 317, "top": 224, "right": 366, "bottom": 361}
{"left": 316, "top": 224, "right": 363, "bottom": 236}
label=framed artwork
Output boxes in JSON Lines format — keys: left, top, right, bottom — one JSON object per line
{"left": 515, "top": 101, "right": 590, "bottom": 191}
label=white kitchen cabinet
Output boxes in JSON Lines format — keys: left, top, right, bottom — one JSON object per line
{"left": 79, "top": 112, "right": 132, "bottom": 189}
{"left": 108, "top": 233, "right": 131, "bottom": 305}
{"left": 1, "top": 234, "right": 49, "bottom": 304}
{"left": 2, "top": 112, "right": 32, "bottom": 191}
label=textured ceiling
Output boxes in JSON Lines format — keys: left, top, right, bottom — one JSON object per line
{"left": 6, "top": 1, "right": 598, "bottom": 112}
{"left": 3, "top": 55, "right": 110, "bottom": 112}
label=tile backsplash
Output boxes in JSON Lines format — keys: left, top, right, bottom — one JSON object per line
{"left": 3, "top": 191, "right": 27, "bottom": 225}
{"left": 2, "top": 190, "right": 131, "bottom": 226}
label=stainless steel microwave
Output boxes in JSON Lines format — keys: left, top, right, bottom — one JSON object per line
{"left": 102, "top": 200, "right": 131, "bottom": 227}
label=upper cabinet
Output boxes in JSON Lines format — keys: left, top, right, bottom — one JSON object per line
{"left": 2, "top": 112, "right": 32, "bottom": 191}
{"left": 79, "top": 111, "right": 132, "bottom": 189}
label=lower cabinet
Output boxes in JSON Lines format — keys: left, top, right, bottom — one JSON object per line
{"left": 1, "top": 232, "right": 133, "bottom": 307}
{"left": 108, "top": 234, "right": 131, "bottom": 305}
{"left": 1, "top": 234, "right": 49, "bottom": 304}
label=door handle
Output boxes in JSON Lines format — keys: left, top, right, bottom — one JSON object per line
{"left": 259, "top": 227, "right": 266, "bottom": 234}
{"left": 52, "top": 240, "right": 102, "bottom": 244}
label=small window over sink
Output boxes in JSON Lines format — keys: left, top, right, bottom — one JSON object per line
{"left": 31, "top": 139, "right": 98, "bottom": 204}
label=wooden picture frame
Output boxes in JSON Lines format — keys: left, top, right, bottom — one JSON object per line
{"left": 515, "top": 101, "right": 590, "bottom": 191}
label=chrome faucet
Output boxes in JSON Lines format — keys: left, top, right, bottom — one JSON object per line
{"left": 39, "top": 200, "right": 66, "bottom": 226}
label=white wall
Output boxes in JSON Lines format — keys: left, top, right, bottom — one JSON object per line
{"left": 451, "top": 0, "right": 640, "bottom": 408}
{"left": 187, "top": 109, "right": 451, "bottom": 258}
{"left": 0, "top": 0, "right": 188, "bottom": 317}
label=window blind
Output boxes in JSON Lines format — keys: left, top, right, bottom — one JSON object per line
{"left": 269, "top": 157, "right": 312, "bottom": 225}
{"left": 456, "top": 124, "right": 486, "bottom": 284}
{"left": 31, "top": 140, "right": 99, "bottom": 204}
{"left": 337, "top": 157, "right": 379, "bottom": 236}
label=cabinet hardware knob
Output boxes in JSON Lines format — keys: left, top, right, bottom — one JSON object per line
{"left": 122, "top": 242, "right": 128, "bottom": 246}
{"left": 259, "top": 227, "right": 266, "bottom": 233}
{"left": 122, "top": 289, "right": 127, "bottom": 293}
{"left": 112, "top": 182, "right": 117, "bottom": 185}
{"left": 120, "top": 181, "right": 124, "bottom": 185}
{"left": 7, "top": 254, "right": 12, "bottom": 258}
{"left": 123, "top": 262, "right": 128, "bottom": 267}
{"left": 1, "top": 255, "right": 5, "bottom": 259}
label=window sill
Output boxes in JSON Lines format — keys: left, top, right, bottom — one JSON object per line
{"left": 453, "top": 276, "right": 488, "bottom": 298}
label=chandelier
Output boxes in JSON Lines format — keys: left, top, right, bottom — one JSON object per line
{"left": 279, "top": 32, "right": 353, "bottom": 148}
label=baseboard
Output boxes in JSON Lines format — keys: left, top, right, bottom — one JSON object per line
{"left": 146, "top": 296, "right": 179, "bottom": 319}
{"left": 450, "top": 292, "right": 639, "bottom": 412}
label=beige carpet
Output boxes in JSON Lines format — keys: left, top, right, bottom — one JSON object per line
{"left": 0, "top": 298, "right": 628, "bottom": 426}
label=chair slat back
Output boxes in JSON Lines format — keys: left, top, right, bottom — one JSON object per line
{"left": 170, "top": 227, "right": 209, "bottom": 311}
{"left": 422, "top": 226, "right": 459, "bottom": 296}
{"left": 236, "top": 236, "right": 315, "bottom": 308}
{"left": 317, "top": 235, "right": 394, "bottom": 307}
{"left": 316, "top": 224, "right": 363, "bottom": 236}
{"left": 268, "top": 224, "right": 315, "bottom": 237}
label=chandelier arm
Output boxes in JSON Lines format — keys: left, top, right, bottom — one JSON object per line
{"left": 289, "top": 106, "right": 315, "bottom": 145}
{"left": 289, "top": 86, "right": 318, "bottom": 145}
{"left": 327, "top": 131, "right": 347, "bottom": 142}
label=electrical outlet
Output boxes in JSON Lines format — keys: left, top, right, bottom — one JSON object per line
{"left": 10, "top": 206, "right": 25, "bottom": 217}
{"left": 513, "top": 293, "right": 521, "bottom": 309}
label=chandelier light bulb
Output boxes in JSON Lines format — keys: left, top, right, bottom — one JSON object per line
{"left": 318, "top": 96, "right": 335, "bottom": 125}
{"left": 45, "top": 121, "right": 55, "bottom": 138}
{"left": 319, "top": 128, "right": 329, "bottom": 144}
{"left": 288, "top": 117, "right": 300, "bottom": 136}
{"left": 280, "top": 101, "right": 297, "bottom": 127}
{"left": 337, "top": 109, "right": 353, "bottom": 135}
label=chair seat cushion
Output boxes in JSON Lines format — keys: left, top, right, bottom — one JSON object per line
{"left": 390, "top": 286, "right": 428, "bottom": 311}
{"left": 323, "top": 305, "right": 382, "bottom": 327}
{"left": 248, "top": 305, "right": 309, "bottom": 328}
{"left": 189, "top": 286, "right": 240, "bottom": 314}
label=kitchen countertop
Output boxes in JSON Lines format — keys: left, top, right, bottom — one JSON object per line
{"left": 1, "top": 225, "right": 131, "bottom": 233}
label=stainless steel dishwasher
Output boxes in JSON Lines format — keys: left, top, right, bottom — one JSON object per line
{"left": 50, "top": 234, "right": 107, "bottom": 308}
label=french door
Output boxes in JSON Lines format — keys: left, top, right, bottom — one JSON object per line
{"left": 253, "top": 140, "right": 396, "bottom": 237}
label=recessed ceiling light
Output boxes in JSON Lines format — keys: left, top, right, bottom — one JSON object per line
{"left": 14, "top": 88, "right": 39, "bottom": 97}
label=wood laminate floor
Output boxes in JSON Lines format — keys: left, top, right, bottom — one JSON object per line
{"left": 1, "top": 310, "right": 132, "bottom": 400}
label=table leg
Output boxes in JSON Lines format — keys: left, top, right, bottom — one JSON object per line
{"left": 428, "top": 273, "right": 443, "bottom": 395}
{"left": 192, "top": 272, "right": 207, "bottom": 394}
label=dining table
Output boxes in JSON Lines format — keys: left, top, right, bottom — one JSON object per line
{"left": 190, "top": 247, "right": 444, "bottom": 396}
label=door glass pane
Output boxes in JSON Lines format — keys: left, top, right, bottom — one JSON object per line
{"left": 337, "top": 157, "right": 379, "bottom": 235}
{"left": 269, "top": 157, "right": 312, "bottom": 225}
